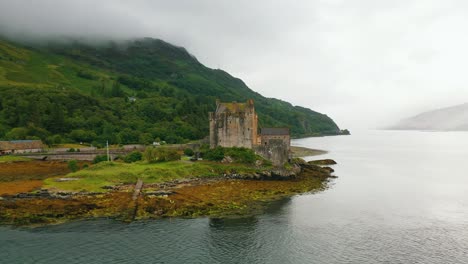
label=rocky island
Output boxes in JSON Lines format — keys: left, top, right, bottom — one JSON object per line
{"left": 0, "top": 148, "right": 336, "bottom": 226}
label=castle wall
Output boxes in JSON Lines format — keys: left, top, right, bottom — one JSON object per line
{"left": 260, "top": 135, "right": 290, "bottom": 151}
{"left": 209, "top": 112, "right": 217, "bottom": 148}
{"left": 209, "top": 99, "right": 291, "bottom": 167}
{"left": 209, "top": 100, "right": 257, "bottom": 149}
{"left": 254, "top": 139, "right": 290, "bottom": 167}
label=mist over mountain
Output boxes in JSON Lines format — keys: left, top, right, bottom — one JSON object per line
{"left": 0, "top": 37, "right": 343, "bottom": 145}
{"left": 391, "top": 103, "right": 468, "bottom": 131}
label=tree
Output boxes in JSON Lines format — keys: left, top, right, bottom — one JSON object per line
{"left": 68, "top": 160, "right": 79, "bottom": 172}
{"left": 93, "top": 155, "right": 108, "bottom": 164}
{"left": 5, "top": 127, "right": 29, "bottom": 140}
{"left": 45, "top": 104, "right": 65, "bottom": 133}
{"left": 110, "top": 81, "right": 125, "bottom": 97}
{"left": 183, "top": 148, "right": 194, "bottom": 156}
{"left": 124, "top": 151, "right": 143, "bottom": 163}
{"left": 69, "top": 129, "right": 96, "bottom": 143}
{"left": 138, "top": 133, "right": 153, "bottom": 145}
{"left": 144, "top": 147, "right": 180, "bottom": 163}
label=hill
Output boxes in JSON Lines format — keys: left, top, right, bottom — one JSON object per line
{"left": 0, "top": 37, "right": 343, "bottom": 146}
{"left": 391, "top": 103, "right": 468, "bottom": 131}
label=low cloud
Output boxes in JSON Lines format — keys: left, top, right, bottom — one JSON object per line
{"left": 1, "top": 0, "right": 467, "bottom": 128}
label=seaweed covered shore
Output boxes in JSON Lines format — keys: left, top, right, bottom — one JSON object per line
{"left": 0, "top": 152, "right": 336, "bottom": 226}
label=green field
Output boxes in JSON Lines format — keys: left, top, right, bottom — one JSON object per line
{"left": 44, "top": 160, "right": 271, "bottom": 192}
{"left": 0, "top": 156, "right": 33, "bottom": 163}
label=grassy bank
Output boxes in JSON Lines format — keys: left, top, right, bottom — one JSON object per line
{"left": 44, "top": 160, "right": 273, "bottom": 193}
{"left": 0, "top": 156, "right": 32, "bottom": 163}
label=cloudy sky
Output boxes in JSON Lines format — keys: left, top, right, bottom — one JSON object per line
{"left": 1, "top": 0, "right": 468, "bottom": 129}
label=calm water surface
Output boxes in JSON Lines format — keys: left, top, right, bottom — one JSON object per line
{"left": 2, "top": 130, "right": 468, "bottom": 263}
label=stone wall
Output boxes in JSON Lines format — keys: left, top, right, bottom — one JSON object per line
{"left": 254, "top": 139, "right": 290, "bottom": 167}
{"left": 260, "top": 135, "right": 290, "bottom": 152}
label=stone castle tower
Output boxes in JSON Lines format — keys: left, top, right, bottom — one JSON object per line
{"left": 209, "top": 99, "right": 259, "bottom": 149}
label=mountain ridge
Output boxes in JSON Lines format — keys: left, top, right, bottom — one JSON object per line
{"left": 391, "top": 103, "right": 468, "bottom": 131}
{"left": 0, "top": 37, "right": 344, "bottom": 146}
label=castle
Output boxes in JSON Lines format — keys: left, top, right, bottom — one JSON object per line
{"left": 209, "top": 99, "right": 290, "bottom": 166}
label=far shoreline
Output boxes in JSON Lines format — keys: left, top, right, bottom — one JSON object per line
{"left": 291, "top": 146, "right": 327, "bottom": 158}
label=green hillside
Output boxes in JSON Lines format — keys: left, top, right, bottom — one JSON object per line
{"left": 0, "top": 37, "right": 343, "bottom": 146}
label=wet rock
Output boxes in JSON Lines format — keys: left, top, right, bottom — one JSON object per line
{"left": 223, "top": 164, "right": 301, "bottom": 180}
{"left": 16, "top": 193, "right": 34, "bottom": 198}
{"left": 38, "top": 189, "right": 51, "bottom": 198}
{"left": 55, "top": 178, "right": 80, "bottom": 182}
{"left": 321, "top": 166, "right": 335, "bottom": 173}
{"left": 145, "top": 190, "right": 175, "bottom": 196}
{"left": 51, "top": 191, "right": 74, "bottom": 199}
{"left": 308, "top": 159, "right": 337, "bottom": 165}
{"left": 221, "top": 156, "right": 233, "bottom": 164}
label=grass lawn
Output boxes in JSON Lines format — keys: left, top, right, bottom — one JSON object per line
{"left": 44, "top": 160, "right": 270, "bottom": 193}
{"left": 0, "top": 156, "right": 33, "bottom": 163}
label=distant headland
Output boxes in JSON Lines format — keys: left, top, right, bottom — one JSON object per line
{"left": 390, "top": 103, "right": 468, "bottom": 131}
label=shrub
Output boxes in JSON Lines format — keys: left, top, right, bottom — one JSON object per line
{"left": 68, "top": 160, "right": 79, "bottom": 172}
{"left": 124, "top": 151, "right": 143, "bottom": 163}
{"left": 144, "top": 147, "right": 180, "bottom": 163}
{"left": 202, "top": 146, "right": 225, "bottom": 161}
{"left": 77, "top": 70, "right": 98, "bottom": 80}
{"left": 93, "top": 155, "right": 108, "bottom": 164}
{"left": 45, "top": 134, "right": 63, "bottom": 146}
{"left": 67, "top": 148, "right": 76, "bottom": 152}
{"left": 202, "top": 147, "right": 257, "bottom": 164}
{"left": 183, "top": 148, "right": 194, "bottom": 156}
{"left": 225, "top": 147, "right": 257, "bottom": 164}
{"left": 82, "top": 164, "right": 89, "bottom": 169}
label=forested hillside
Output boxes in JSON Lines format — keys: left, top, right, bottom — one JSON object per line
{"left": 0, "top": 37, "right": 342, "bottom": 146}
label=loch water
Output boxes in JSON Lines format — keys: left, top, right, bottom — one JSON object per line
{"left": 2, "top": 130, "right": 468, "bottom": 263}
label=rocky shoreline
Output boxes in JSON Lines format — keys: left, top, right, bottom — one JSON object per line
{"left": 0, "top": 156, "right": 337, "bottom": 226}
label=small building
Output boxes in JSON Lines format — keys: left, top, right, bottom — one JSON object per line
{"left": 259, "top": 128, "right": 291, "bottom": 152}
{"left": 254, "top": 128, "right": 291, "bottom": 167}
{"left": 0, "top": 140, "right": 44, "bottom": 155}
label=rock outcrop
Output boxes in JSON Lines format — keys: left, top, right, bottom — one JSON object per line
{"left": 308, "top": 159, "right": 337, "bottom": 165}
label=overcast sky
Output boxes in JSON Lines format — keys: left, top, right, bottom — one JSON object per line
{"left": 1, "top": 0, "right": 468, "bottom": 129}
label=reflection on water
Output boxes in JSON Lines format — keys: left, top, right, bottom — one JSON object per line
{"left": 209, "top": 216, "right": 259, "bottom": 229}
{"left": 2, "top": 130, "right": 468, "bottom": 263}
